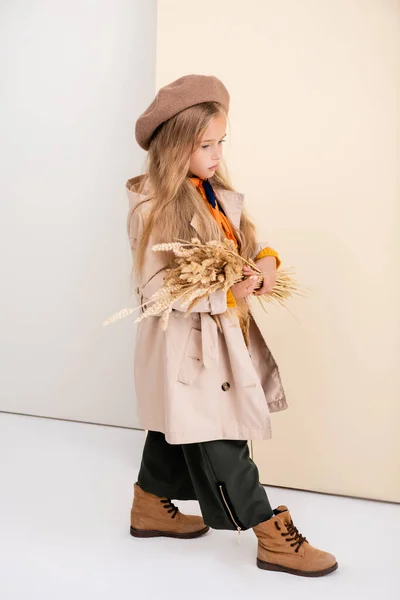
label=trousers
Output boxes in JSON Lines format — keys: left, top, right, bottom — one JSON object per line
{"left": 137, "top": 431, "right": 273, "bottom": 531}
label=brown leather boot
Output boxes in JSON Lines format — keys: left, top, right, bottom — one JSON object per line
{"left": 130, "top": 483, "right": 209, "bottom": 539}
{"left": 253, "top": 506, "right": 338, "bottom": 577}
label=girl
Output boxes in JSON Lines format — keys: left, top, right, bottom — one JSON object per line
{"left": 125, "top": 74, "right": 337, "bottom": 577}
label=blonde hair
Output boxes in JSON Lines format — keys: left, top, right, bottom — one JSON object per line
{"left": 131, "top": 101, "right": 257, "bottom": 282}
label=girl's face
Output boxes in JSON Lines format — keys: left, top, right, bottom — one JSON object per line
{"left": 189, "top": 113, "right": 227, "bottom": 180}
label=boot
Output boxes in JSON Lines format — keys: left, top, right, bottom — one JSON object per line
{"left": 130, "top": 482, "right": 209, "bottom": 539}
{"left": 253, "top": 505, "right": 338, "bottom": 577}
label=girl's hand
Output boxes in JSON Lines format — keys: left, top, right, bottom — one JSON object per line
{"left": 231, "top": 275, "right": 259, "bottom": 300}
{"left": 243, "top": 256, "right": 277, "bottom": 296}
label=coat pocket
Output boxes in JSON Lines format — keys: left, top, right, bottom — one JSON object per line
{"left": 177, "top": 328, "right": 203, "bottom": 385}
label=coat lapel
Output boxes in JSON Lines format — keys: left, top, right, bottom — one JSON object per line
{"left": 190, "top": 188, "right": 245, "bottom": 234}
{"left": 217, "top": 189, "right": 245, "bottom": 230}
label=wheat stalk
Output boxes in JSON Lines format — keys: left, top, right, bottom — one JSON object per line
{"left": 102, "top": 238, "right": 304, "bottom": 331}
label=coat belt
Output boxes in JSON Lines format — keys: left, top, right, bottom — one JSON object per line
{"left": 200, "top": 313, "right": 219, "bottom": 369}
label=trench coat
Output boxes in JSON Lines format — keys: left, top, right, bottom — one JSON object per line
{"left": 126, "top": 175, "right": 288, "bottom": 444}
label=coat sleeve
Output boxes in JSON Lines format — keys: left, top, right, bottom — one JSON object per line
{"left": 127, "top": 204, "right": 228, "bottom": 316}
{"left": 142, "top": 269, "right": 228, "bottom": 315}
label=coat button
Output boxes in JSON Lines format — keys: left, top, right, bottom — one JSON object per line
{"left": 221, "top": 382, "right": 231, "bottom": 392}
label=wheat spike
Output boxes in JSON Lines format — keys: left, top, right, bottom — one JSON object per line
{"left": 102, "top": 240, "right": 303, "bottom": 332}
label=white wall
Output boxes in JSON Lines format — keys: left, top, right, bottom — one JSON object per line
{"left": 0, "top": 0, "right": 156, "bottom": 428}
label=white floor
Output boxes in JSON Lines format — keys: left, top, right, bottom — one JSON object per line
{"left": 0, "top": 413, "right": 399, "bottom": 600}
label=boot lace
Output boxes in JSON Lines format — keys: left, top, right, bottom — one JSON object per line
{"left": 275, "top": 519, "right": 308, "bottom": 553}
{"left": 160, "top": 498, "right": 179, "bottom": 519}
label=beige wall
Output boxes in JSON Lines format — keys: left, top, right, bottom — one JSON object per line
{"left": 157, "top": 0, "right": 400, "bottom": 502}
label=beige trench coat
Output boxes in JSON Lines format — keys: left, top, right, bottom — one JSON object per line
{"left": 126, "top": 175, "right": 288, "bottom": 444}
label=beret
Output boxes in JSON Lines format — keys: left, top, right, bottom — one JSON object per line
{"left": 135, "top": 74, "right": 230, "bottom": 150}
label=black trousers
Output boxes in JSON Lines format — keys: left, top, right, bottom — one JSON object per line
{"left": 137, "top": 431, "right": 273, "bottom": 531}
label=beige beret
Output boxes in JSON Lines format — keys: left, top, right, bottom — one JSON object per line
{"left": 135, "top": 74, "right": 230, "bottom": 150}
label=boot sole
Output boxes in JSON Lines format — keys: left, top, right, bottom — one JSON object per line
{"left": 130, "top": 525, "right": 209, "bottom": 539}
{"left": 257, "top": 558, "right": 338, "bottom": 577}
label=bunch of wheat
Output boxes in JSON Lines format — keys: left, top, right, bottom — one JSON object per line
{"left": 102, "top": 238, "right": 303, "bottom": 332}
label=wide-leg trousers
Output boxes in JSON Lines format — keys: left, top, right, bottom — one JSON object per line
{"left": 137, "top": 431, "right": 273, "bottom": 531}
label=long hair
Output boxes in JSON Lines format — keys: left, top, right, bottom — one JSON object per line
{"left": 132, "top": 101, "right": 257, "bottom": 281}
